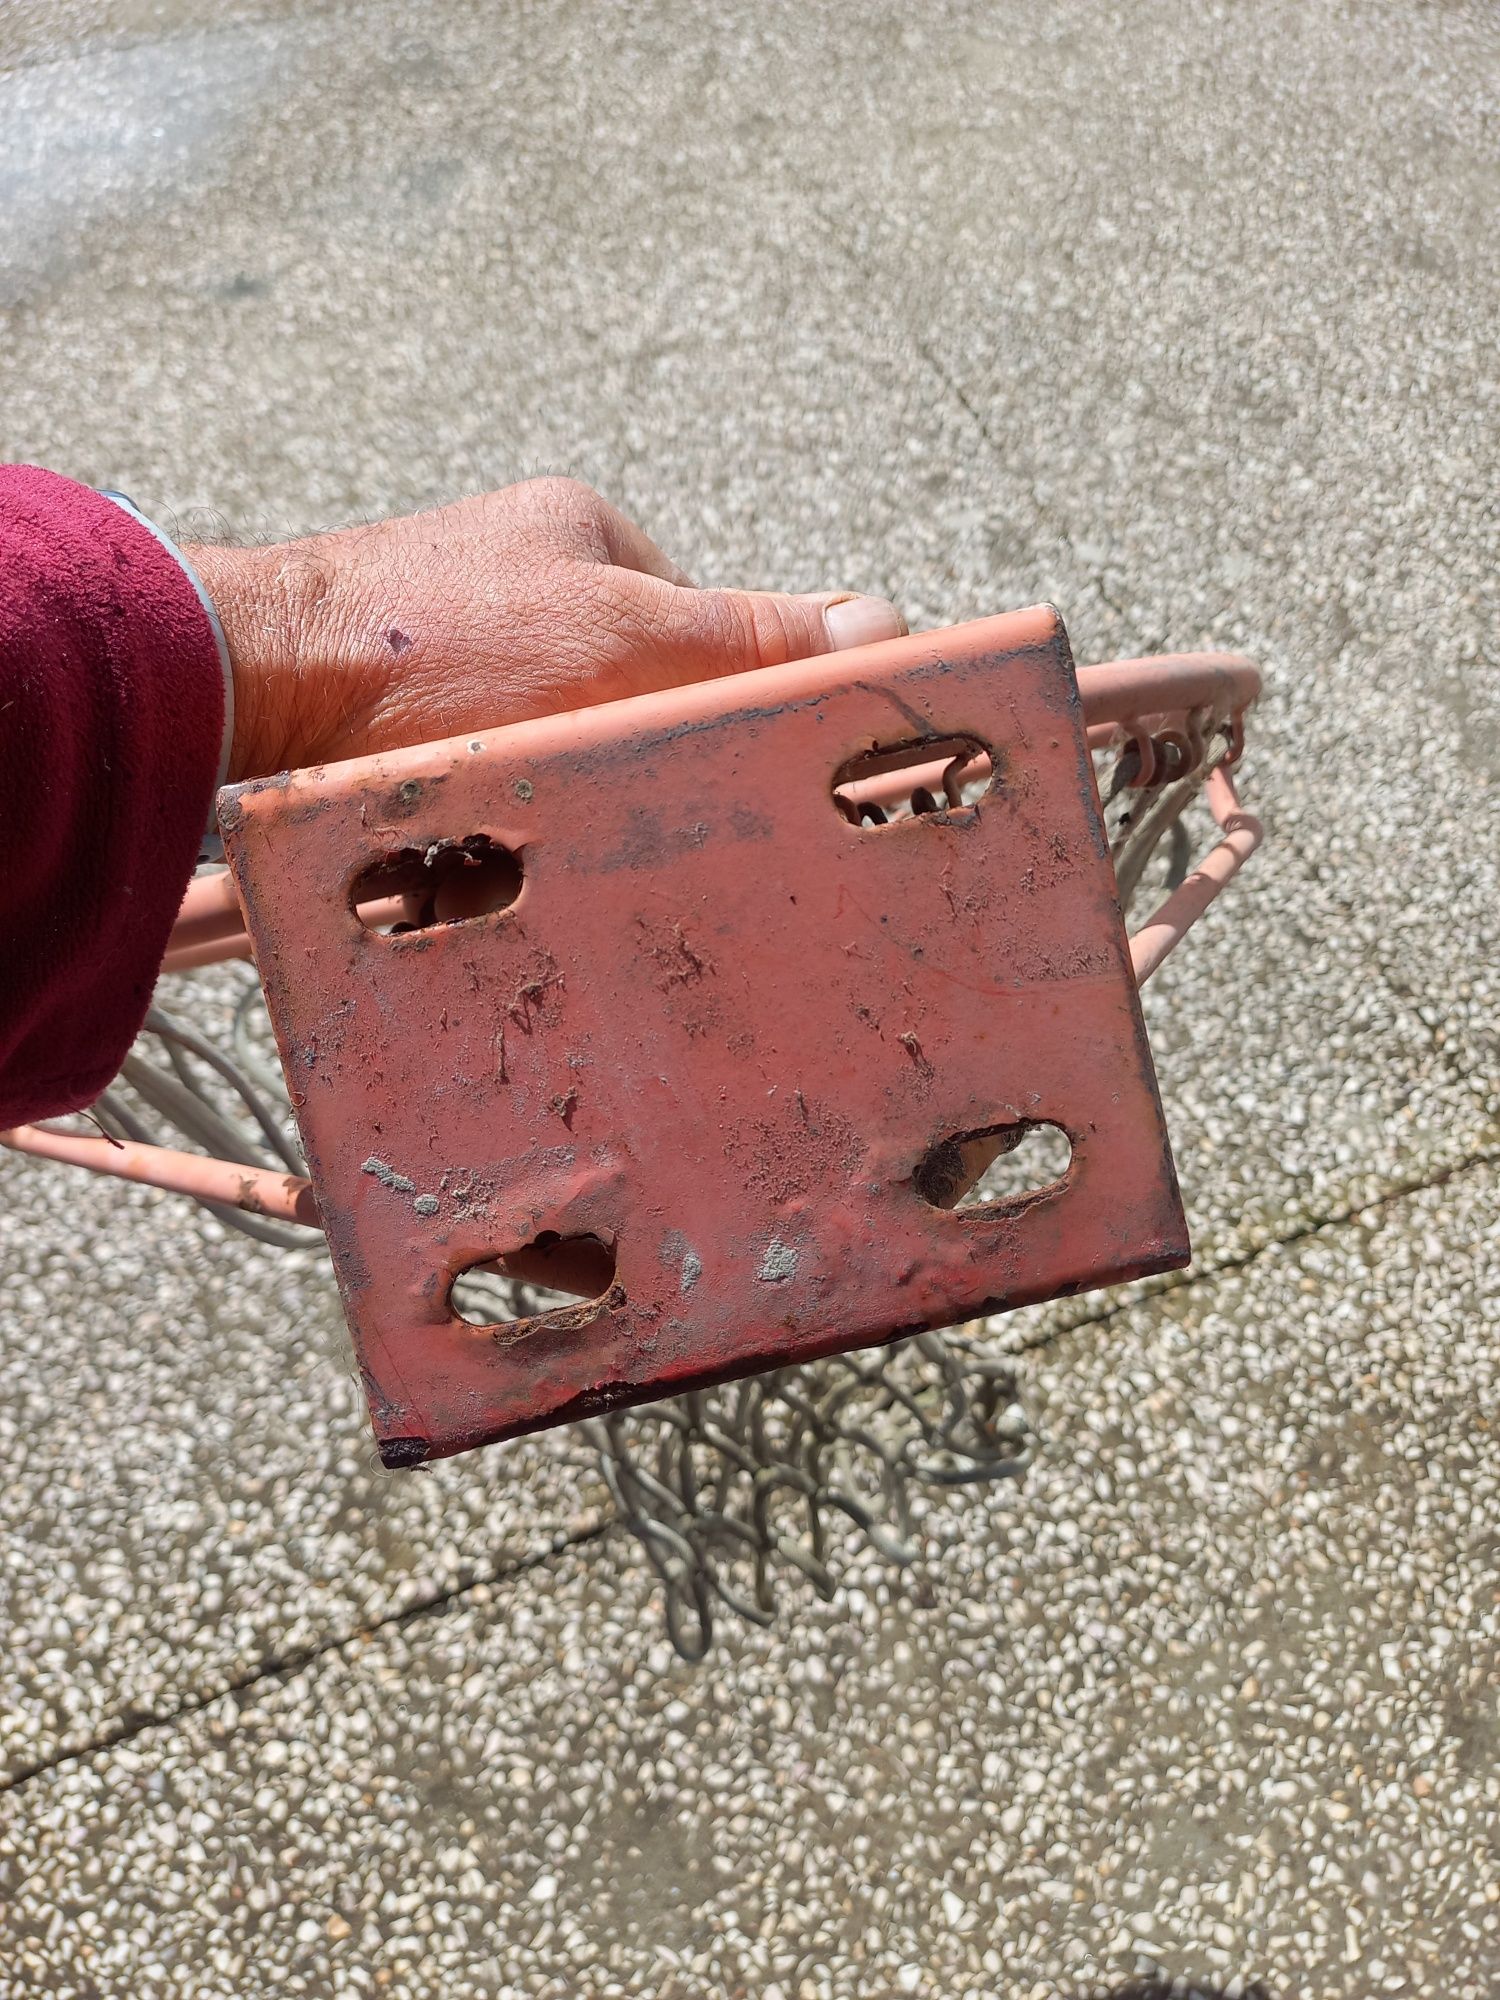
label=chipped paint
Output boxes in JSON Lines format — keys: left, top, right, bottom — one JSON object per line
{"left": 757, "top": 1239, "right": 800, "bottom": 1284}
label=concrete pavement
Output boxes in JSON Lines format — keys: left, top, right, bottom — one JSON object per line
{"left": 0, "top": 1, "right": 1495, "bottom": 1994}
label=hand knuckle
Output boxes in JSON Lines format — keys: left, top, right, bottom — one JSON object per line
{"left": 514, "top": 474, "right": 603, "bottom": 525}
{"left": 747, "top": 595, "right": 798, "bottom": 668}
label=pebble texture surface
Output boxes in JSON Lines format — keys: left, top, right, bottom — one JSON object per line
{"left": 0, "top": 1, "right": 1496, "bottom": 1995}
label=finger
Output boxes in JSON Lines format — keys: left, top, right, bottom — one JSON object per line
{"left": 628, "top": 576, "right": 908, "bottom": 678}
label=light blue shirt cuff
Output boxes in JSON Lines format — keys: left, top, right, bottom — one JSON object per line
{"left": 98, "top": 489, "right": 234, "bottom": 855}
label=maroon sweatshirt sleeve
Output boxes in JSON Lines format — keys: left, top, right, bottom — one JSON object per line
{"left": 0, "top": 465, "right": 226, "bottom": 1126}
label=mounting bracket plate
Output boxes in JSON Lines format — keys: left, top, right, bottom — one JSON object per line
{"left": 221, "top": 607, "right": 1187, "bottom": 1465}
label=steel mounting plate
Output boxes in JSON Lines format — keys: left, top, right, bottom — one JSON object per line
{"left": 221, "top": 606, "right": 1187, "bottom": 1465}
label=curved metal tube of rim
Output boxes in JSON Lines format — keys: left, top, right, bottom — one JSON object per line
{"left": 1, "top": 648, "right": 1262, "bottom": 1224}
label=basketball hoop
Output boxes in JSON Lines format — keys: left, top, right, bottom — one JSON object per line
{"left": 3, "top": 617, "right": 1261, "bottom": 1656}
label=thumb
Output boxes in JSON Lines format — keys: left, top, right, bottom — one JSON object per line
{"left": 635, "top": 578, "right": 907, "bottom": 680}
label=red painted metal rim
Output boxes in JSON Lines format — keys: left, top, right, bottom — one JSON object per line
{"left": 161, "top": 650, "right": 1263, "bottom": 974}
{"left": 1077, "top": 651, "right": 1261, "bottom": 729}
{"left": 3, "top": 636, "right": 1264, "bottom": 1230}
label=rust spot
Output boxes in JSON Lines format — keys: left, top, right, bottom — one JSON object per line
{"left": 379, "top": 1435, "right": 430, "bottom": 1469}
{"left": 506, "top": 950, "right": 564, "bottom": 1030}
{"left": 639, "top": 917, "right": 711, "bottom": 988}
{"left": 235, "top": 1174, "right": 269, "bottom": 1215}
{"left": 489, "top": 1281, "right": 626, "bottom": 1347}
{"left": 897, "top": 1030, "right": 933, "bottom": 1076}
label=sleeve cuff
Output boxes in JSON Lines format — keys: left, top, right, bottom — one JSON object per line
{"left": 99, "top": 489, "right": 235, "bottom": 850}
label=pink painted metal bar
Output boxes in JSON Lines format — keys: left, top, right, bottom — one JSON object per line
{"left": 839, "top": 752, "right": 988, "bottom": 808}
{"left": 1078, "top": 652, "right": 1260, "bottom": 728}
{"left": 1128, "top": 768, "right": 1264, "bottom": 986}
{"left": 0, "top": 1123, "right": 320, "bottom": 1225}
{"left": 162, "top": 884, "right": 410, "bottom": 971}
{"left": 161, "top": 651, "right": 1263, "bottom": 973}
{"left": 68, "top": 640, "right": 1264, "bottom": 1231}
{"left": 170, "top": 869, "right": 245, "bottom": 950}
{"left": 161, "top": 931, "right": 255, "bottom": 973}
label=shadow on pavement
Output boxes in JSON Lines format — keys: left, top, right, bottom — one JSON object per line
{"left": 1079, "top": 1982, "right": 1273, "bottom": 2000}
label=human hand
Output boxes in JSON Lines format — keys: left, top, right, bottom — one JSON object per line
{"left": 188, "top": 478, "right": 905, "bottom": 783}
